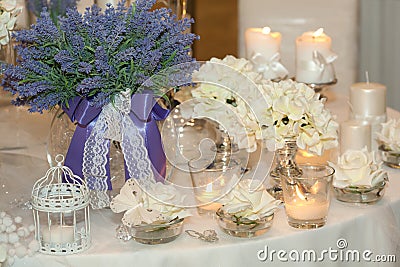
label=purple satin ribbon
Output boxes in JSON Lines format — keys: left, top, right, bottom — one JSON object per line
{"left": 62, "top": 92, "right": 169, "bottom": 188}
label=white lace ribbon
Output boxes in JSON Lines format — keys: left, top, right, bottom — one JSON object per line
{"left": 250, "top": 52, "right": 288, "bottom": 80}
{"left": 82, "top": 89, "right": 156, "bottom": 209}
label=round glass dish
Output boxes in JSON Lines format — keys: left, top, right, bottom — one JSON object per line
{"left": 129, "top": 218, "right": 184, "bottom": 245}
{"left": 333, "top": 180, "right": 387, "bottom": 204}
{"left": 379, "top": 145, "right": 400, "bottom": 169}
{"left": 215, "top": 208, "right": 274, "bottom": 238}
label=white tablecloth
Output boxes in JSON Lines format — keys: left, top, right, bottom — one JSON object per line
{"left": 1, "top": 92, "right": 399, "bottom": 267}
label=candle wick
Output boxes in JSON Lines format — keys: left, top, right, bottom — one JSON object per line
{"left": 365, "top": 71, "right": 370, "bottom": 84}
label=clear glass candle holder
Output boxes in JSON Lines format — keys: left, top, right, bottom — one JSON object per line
{"left": 130, "top": 218, "right": 184, "bottom": 245}
{"left": 188, "top": 158, "right": 242, "bottom": 216}
{"left": 379, "top": 145, "right": 400, "bottom": 169}
{"left": 281, "top": 164, "right": 334, "bottom": 229}
{"left": 216, "top": 208, "right": 274, "bottom": 238}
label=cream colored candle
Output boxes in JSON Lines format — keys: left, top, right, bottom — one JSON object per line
{"left": 350, "top": 82, "right": 386, "bottom": 117}
{"left": 350, "top": 82, "right": 387, "bottom": 151}
{"left": 285, "top": 198, "right": 329, "bottom": 220}
{"left": 42, "top": 226, "right": 74, "bottom": 243}
{"left": 245, "top": 27, "right": 282, "bottom": 60}
{"left": 340, "top": 120, "right": 371, "bottom": 153}
{"left": 295, "top": 28, "right": 337, "bottom": 84}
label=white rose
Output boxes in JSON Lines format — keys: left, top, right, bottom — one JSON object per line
{"left": 377, "top": 119, "right": 400, "bottom": 151}
{"left": 145, "top": 183, "right": 191, "bottom": 220}
{"left": 220, "top": 179, "right": 281, "bottom": 220}
{"left": 329, "top": 148, "right": 387, "bottom": 188}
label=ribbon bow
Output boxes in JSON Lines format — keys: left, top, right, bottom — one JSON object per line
{"left": 251, "top": 52, "right": 288, "bottom": 80}
{"left": 63, "top": 90, "right": 170, "bottom": 209}
{"left": 312, "top": 50, "right": 337, "bottom": 81}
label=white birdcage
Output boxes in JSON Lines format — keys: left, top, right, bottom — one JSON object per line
{"left": 31, "top": 155, "right": 91, "bottom": 255}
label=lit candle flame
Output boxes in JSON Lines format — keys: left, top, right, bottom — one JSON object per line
{"left": 295, "top": 185, "right": 308, "bottom": 201}
{"left": 262, "top": 27, "right": 271, "bottom": 35}
{"left": 312, "top": 28, "right": 324, "bottom": 37}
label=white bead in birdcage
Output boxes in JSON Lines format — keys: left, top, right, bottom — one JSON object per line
{"left": 31, "top": 154, "right": 91, "bottom": 255}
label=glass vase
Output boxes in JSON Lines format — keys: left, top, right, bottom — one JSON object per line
{"left": 0, "top": 39, "right": 17, "bottom": 107}
{"left": 47, "top": 108, "right": 126, "bottom": 198}
{"left": 268, "top": 138, "right": 302, "bottom": 200}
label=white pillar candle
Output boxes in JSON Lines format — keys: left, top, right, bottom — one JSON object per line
{"left": 295, "top": 28, "right": 337, "bottom": 84}
{"left": 245, "top": 27, "right": 288, "bottom": 80}
{"left": 245, "top": 27, "right": 282, "bottom": 61}
{"left": 350, "top": 82, "right": 386, "bottom": 117}
{"left": 42, "top": 226, "right": 74, "bottom": 244}
{"left": 340, "top": 120, "right": 371, "bottom": 153}
{"left": 350, "top": 82, "right": 387, "bottom": 151}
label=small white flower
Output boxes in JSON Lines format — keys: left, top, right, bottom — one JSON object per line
{"left": 328, "top": 147, "right": 387, "bottom": 188}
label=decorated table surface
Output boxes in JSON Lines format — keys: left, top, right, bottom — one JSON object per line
{"left": 1, "top": 91, "right": 399, "bottom": 267}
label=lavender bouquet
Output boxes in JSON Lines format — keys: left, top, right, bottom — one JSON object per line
{"left": 3, "top": 0, "right": 197, "bottom": 112}
{"left": 2, "top": 0, "right": 198, "bottom": 208}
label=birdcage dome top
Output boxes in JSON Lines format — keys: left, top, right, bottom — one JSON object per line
{"left": 31, "top": 155, "right": 89, "bottom": 212}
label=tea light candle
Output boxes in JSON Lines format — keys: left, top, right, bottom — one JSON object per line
{"left": 42, "top": 226, "right": 74, "bottom": 244}
{"left": 340, "top": 120, "right": 371, "bottom": 153}
{"left": 350, "top": 82, "right": 387, "bottom": 117}
{"left": 285, "top": 197, "right": 329, "bottom": 221}
{"left": 295, "top": 28, "right": 337, "bottom": 84}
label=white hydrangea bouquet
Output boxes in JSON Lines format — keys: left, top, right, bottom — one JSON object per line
{"left": 260, "top": 79, "right": 338, "bottom": 155}
{"left": 183, "top": 55, "right": 338, "bottom": 155}
{"left": 182, "top": 55, "right": 266, "bottom": 152}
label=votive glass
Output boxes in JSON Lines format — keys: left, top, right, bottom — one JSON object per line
{"left": 188, "top": 158, "right": 241, "bottom": 216}
{"left": 281, "top": 164, "right": 334, "bottom": 229}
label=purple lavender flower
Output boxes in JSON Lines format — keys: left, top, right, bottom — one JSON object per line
{"left": 2, "top": 0, "right": 198, "bottom": 113}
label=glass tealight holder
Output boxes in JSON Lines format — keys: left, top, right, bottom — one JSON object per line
{"left": 188, "top": 158, "right": 242, "bottom": 216}
{"left": 379, "top": 145, "right": 400, "bottom": 169}
{"left": 216, "top": 208, "right": 274, "bottom": 238}
{"left": 129, "top": 218, "right": 184, "bottom": 245}
{"left": 333, "top": 180, "right": 387, "bottom": 204}
{"left": 281, "top": 164, "right": 334, "bottom": 229}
